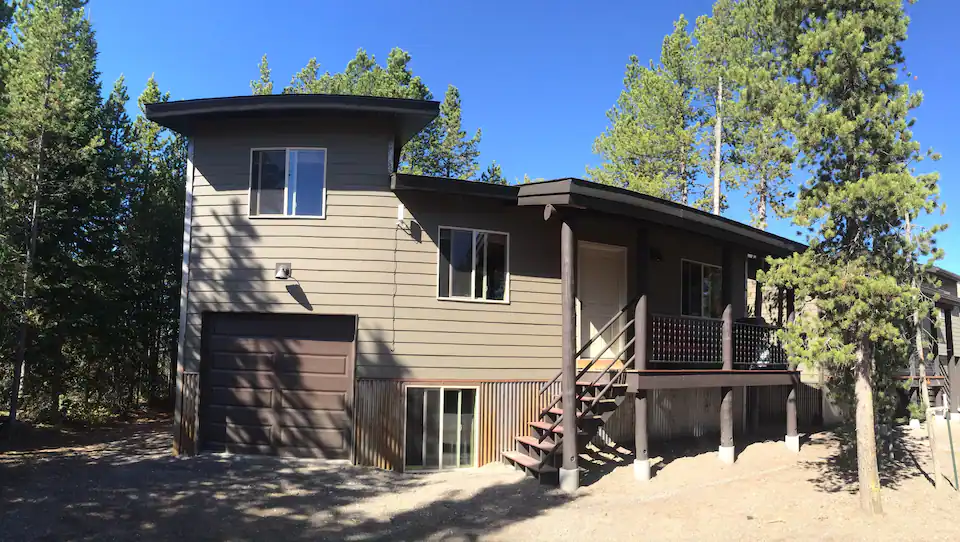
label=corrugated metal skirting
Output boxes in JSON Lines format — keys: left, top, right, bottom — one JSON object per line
{"left": 755, "top": 384, "right": 822, "bottom": 428}
{"left": 478, "top": 381, "right": 560, "bottom": 465}
{"left": 598, "top": 388, "right": 745, "bottom": 445}
{"left": 354, "top": 379, "right": 405, "bottom": 471}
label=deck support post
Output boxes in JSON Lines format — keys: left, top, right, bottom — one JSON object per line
{"left": 559, "top": 218, "right": 579, "bottom": 494}
{"left": 634, "top": 294, "right": 650, "bottom": 481}
{"left": 720, "top": 302, "right": 735, "bottom": 464}
{"left": 786, "top": 383, "right": 800, "bottom": 452}
{"left": 784, "top": 288, "right": 800, "bottom": 452}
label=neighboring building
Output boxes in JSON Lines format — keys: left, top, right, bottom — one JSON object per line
{"left": 147, "top": 94, "right": 820, "bottom": 488}
{"left": 898, "top": 267, "right": 960, "bottom": 411}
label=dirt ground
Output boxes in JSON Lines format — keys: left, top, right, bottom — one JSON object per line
{"left": 3, "top": 415, "right": 960, "bottom": 542}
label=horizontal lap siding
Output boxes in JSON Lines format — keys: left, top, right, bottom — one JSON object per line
{"left": 185, "top": 119, "right": 562, "bottom": 382}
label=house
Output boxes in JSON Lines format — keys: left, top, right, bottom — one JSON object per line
{"left": 897, "top": 267, "right": 960, "bottom": 411}
{"left": 146, "top": 94, "right": 823, "bottom": 491}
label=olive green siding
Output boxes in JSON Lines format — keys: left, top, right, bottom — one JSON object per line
{"left": 183, "top": 118, "right": 757, "bottom": 382}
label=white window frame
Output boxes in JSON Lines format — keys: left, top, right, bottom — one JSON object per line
{"left": 680, "top": 258, "right": 723, "bottom": 318}
{"left": 401, "top": 385, "right": 481, "bottom": 471}
{"left": 436, "top": 226, "right": 511, "bottom": 304}
{"left": 248, "top": 147, "right": 328, "bottom": 219}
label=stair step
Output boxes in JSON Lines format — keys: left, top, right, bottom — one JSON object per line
{"left": 548, "top": 407, "right": 598, "bottom": 418}
{"left": 579, "top": 396, "right": 619, "bottom": 405}
{"left": 529, "top": 421, "right": 588, "bottom": 437}
{"left": 516, "top": 435, "right": 556, "bottom": 452}
{"left": 577, "top": 381, "right": 626, "bottom": 387}
{"left": 503, "top": 450, "right": 557, "bottom": 474}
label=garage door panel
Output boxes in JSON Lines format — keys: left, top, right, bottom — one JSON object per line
{"left": 210, "top": 352, "right": 274, "bottom": 371}
{"left": 281, "top": 408, "right": 350, "bottom": 429}
{"left": 273, "top": 373, "right": 350, "bottom": 392}
{"left": 210, "top": 337, "right": 353, "bottom": 357}
{"left": 200, "top": 313, "right": 355, "bottom": 459}
{"left": 203, "top": 421, "right": 273, "bottom": 446}
{"left": 207, "top": 370, "right": 274, "bottom": 389}
{"left": 208, "top": 313, "right": 357, "bottom": 342}
{"left": 206, "top": 388, "right": 274, "bottom": 407}
{"left": 279, "top": 427, "right": 348, "bottom": 452}
{"left": 282, "top": 390, "right": 347, "bottom": 410}
{"left": 205, "top": 405, "right": 274, "bottom": 426}
{"left": 275, "top": 355, "right": 347, "bottom": 375}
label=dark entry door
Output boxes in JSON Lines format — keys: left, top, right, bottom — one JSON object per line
{"left": 199, "top": 313, "right": 356, "bottom": 459}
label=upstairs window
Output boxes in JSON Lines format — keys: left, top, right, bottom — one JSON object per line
{"left": 681, "top": 259, "right": 723, "bottom": 318}
{"left": 438, "top": 227, "right": 509, "bottom": 302}
{"left": 249, "top": 148, "right": 327, "bottom": 218}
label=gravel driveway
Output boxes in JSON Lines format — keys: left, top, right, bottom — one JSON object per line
{"left": 4, "top": 415, "right": 960, "bottom": 541}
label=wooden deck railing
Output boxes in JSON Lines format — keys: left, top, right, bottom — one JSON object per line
{"left": 650, "top": 314, "right": 788, "bottom": 370}
{"left": 732, "top": 321, "right": 788, "bottom": 369}
{"left": 650, "top": 314, "right": 723, "bottom": 366}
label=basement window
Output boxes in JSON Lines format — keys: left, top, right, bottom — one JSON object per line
{"left": 404, "top": 386, "right": 478, "bottom": 471}
{"left": 437, "top": 227, "right": 509, "bottom": 302}
{"left": 249, "top": 148, "right": 327, "bottom": 218}
{"left": 681, "top": 259, "right": 723, "bottom": 318}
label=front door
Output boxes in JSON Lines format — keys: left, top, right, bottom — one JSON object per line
{"left": 577, "top": 242, "right": 627, "bottom": 363}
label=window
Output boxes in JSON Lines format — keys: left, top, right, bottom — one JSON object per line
{"left": 249, "top": 148, "right": 327, "bottom": 217}
{"left": 404, "top": 387, "right": 477, "bottom": 470}
{"left": 438, "top": 227, "right": 509, "bottom": 302}
{"left": 681, "top": 260, "right": 723, "bottom": 318}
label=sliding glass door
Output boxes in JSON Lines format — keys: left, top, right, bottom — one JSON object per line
{"left": 405, "top": 387, "right": 477, "bottom": 470}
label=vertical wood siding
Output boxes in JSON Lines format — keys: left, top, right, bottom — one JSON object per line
{"left": 353, "top": 379, "right": 404, "bottom": 470}
{"left": 478, "top": 381, "right": 560, "bottom": 465}
{"left": 352, "top": 379, "right": 820, "bottom": 470}
{"left": 175, "top": 372, "right": 200, "bottom": 455}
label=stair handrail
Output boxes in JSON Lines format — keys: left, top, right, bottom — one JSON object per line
{"left": 538, "top": 294, "right": 641, "bottom": 394}
{"left": 536, "top": 318, "right": 635, "bottom": 419}
{"left": 538, "top": 334, "right": 638, "bottom": 444}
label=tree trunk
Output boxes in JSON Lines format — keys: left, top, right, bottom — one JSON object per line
{"left": 712, "top": 76, "right": 723, "bottom": 216}
{"left": 8, "top": 133, "right": 45, "bottom": 425}
{"left": 757, "top": 176, "right": 768, "bottom": 230}
{"left": 854, "top": 338, "right": 883, "bottom": 514}
{"left": 680, "top": 161, "right": 688, "bottom": 206}
{"left": 905, "top": 216, "right": 930, "bottom": 414}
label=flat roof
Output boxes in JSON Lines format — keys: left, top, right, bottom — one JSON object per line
{"left": 145, "top": 94, "right": 439, "bottom": 146}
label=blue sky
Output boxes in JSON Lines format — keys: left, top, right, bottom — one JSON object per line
{"left": 88, "top": 0, "right": 957, "bottom": 268}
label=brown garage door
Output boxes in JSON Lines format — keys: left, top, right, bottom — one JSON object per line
{"left": 199, "top": 313, "right": 356, "bottom": 459}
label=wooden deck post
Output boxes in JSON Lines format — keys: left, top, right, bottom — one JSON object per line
{"left": 753, "top": 256, "right": 764, "bottom": 324}
{"left": 786, "top": 383, "right": 800, "bottom": 452}
{"left": 560, "top": 218, "right": 578, "bottom": 493}
{"left": 720, "top": 244, "right": 735, "bottom": 464}
{"left": 634, "top": 294, "right": 650, "bottom": 481}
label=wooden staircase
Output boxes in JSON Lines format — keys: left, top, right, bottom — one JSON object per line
{"left": 503, "top": 297, "right": 639, "bottom": 484}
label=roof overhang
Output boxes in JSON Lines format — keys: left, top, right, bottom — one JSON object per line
{"left": 145, "top": 94, "right": 439, "bottom": 147}
{"left": 517, "top": 178, "right": 806, "bottom": 257}
{"left": 391, "top": 173, "right": 519, "bottom": 201}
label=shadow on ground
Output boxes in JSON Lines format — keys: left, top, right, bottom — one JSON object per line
{"left": 800, "top": 424, "right": 936, "bottom": 494}
{"left": 0, "top": 417, "right": 570, "bottom": 542}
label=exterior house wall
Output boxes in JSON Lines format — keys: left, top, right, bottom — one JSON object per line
{"left": 185, "top": 117, "right": 754, "bottom": 382}
{"left": 181, "top": 116, "right": 770, "bottom": 464}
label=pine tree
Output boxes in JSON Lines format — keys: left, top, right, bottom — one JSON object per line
{"left": 479, "top": 161, "right": 507, "bottom": 184}
{"left": 759, "top": 0, "right": 942, "bottom": 514}
{"left": 277, "top": 50, "right": 481, "bottom": 179}
{"left": 590, "top": 17, "right": 701, "bottom": 204}
{"left": 428, "top": 85, "right": 481, "bottom": 179}
{"left": 250, "top": 54, "right": 273, "bottom": 95}
{"left": 724, "top": 0, "right": 797, "bottom": 230}
{"left": 2, "top": 0, "right": 104, "bottom": 422}
{"left": 693, "top": 0, "right": 747, "bottom": 215}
